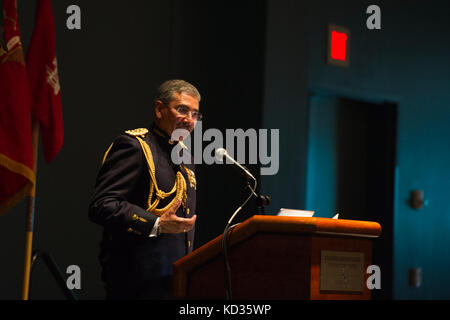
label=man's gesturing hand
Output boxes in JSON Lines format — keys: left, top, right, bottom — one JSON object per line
{"left": 158, "top": 199, "right": 197, "bottom": 234}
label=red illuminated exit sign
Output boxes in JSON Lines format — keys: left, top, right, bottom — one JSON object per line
{"left": 327, "top": 24, "right": 350, "bottom": 67}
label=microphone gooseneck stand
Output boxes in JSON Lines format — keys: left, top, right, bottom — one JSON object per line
{"left": 222, "top": 177, "right": 258, "bottom": 300}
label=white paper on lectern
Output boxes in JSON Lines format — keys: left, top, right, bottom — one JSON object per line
{"left": 276, "top": 208, "right": 315, "bottom": 217}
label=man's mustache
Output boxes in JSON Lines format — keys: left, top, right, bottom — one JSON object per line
{"left": 176, "top": 123, "right": 193, "bottom": 131}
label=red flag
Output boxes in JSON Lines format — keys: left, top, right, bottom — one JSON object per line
{"left": 0, "top": 0, "right": 35, "bottom": 215}
{"left": 26, "top": 0, "right": 63, "bottom": 163}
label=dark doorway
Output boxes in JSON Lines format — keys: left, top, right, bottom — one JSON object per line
{"left": 306, "top": 94, "right": 396, "bottom": 299}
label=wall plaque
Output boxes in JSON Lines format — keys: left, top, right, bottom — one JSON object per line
{"left": 320, "top": 250, "right": 365, "bottom": 292}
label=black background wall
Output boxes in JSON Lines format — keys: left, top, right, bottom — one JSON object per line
{"left": 0, "top": 0, "right": 266, "bottom": 299}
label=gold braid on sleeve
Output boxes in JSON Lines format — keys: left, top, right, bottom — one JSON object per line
{"left": 101, "top": 142, "right": 114, "bottom": 165}
{"left": 135, "top": 136, "right": 187, "bottom": 216}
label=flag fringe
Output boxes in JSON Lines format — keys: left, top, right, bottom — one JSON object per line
{"left": 0, "top": 153, "right": 36, "bottom": 183}
{"left": 0, "top": 182, "right": 33, "bottom": 216}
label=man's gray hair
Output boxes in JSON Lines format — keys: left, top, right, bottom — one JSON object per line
{"left": 155, "top": 79, "right": 201, "bottom": 104}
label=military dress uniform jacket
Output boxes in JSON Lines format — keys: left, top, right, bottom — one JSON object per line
{"left": 88, "top": 124, "right": 196, "bottom": 299}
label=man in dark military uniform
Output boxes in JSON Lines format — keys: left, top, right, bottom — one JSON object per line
{"left": 88, "top": 80, "right": 201, "bottom": 299}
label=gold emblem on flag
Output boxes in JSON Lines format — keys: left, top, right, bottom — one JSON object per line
{"left": 0, "top": 36, "right": 25, "bottom": 66}
{"left": 46, "top": 57, "right": 60, "bottom": 95}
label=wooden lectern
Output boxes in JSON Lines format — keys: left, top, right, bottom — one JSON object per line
{"left": 173, "top": 215, "right": 381, "bottom": 300}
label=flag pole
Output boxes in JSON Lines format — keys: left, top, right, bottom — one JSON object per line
{"left": 21, "top": 115, "right": 39, "bottom": 300}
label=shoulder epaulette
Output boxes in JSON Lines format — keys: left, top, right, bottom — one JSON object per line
{"left": 125, "top": 128, "right": 149, "bottom": 138}
{"left": 101, "top": 128, "right": 149, "bottom": 165}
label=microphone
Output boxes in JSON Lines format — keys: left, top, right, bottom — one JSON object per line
{"left": 216, "top": 147, "right": 259, "bottom": 300}
{"left": 215, "top": 148, "right": 256, "bottom": 181}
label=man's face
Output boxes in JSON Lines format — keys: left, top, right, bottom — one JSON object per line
{"left": 155, "top": 92, "right": 200, "bottom": 140}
